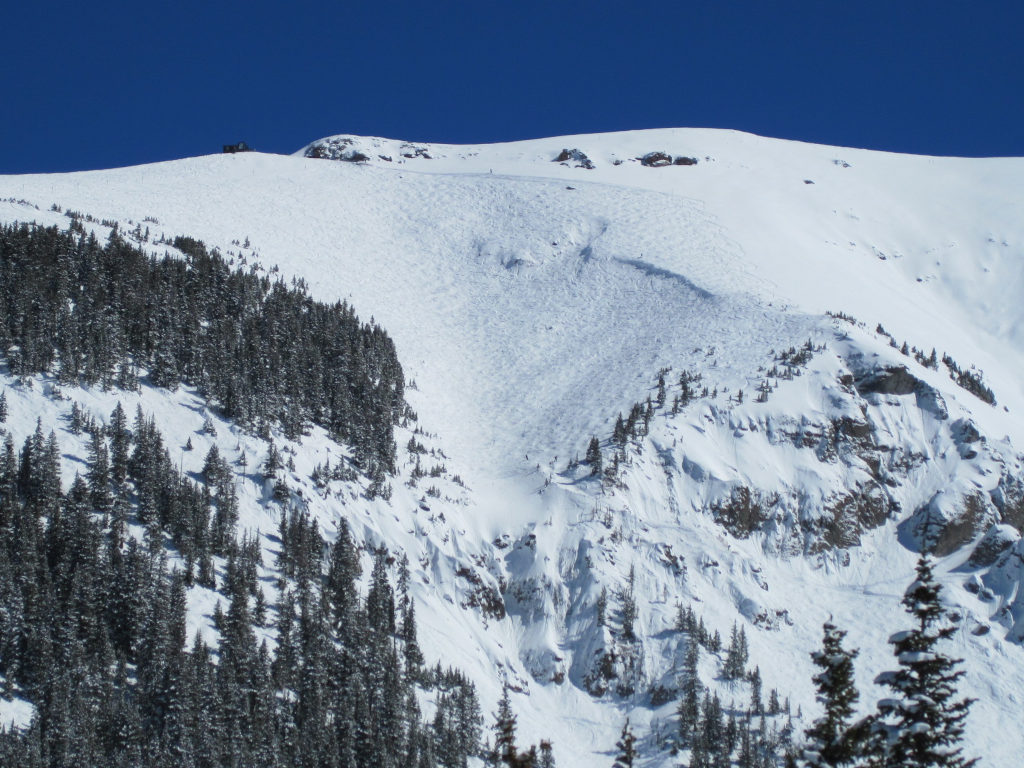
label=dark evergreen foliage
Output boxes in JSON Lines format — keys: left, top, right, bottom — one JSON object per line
{"left": 670, "top": 605, "right": 794, "bottom": 767}
{"left": 722, "top": 622, "right": 749, "bottom": 680}
{"left": 803, "top": 622, "right": 865, "bottom": 767}
{"left": 0, "top": 421, "right": 485, "bottom": 768}
{"left": 871, "top": 553, "right": 976, "bottom": 768}
{"left": 585, "top": 437, "right": 602, "bottom": 477}
{"left": 486, "top": 685, "right": 552, "bottom": 768}
{"left": 872, "top": 324, "right": 995, "bottom": 405}
{"left": 940, "top": 355, "right": 995, "bottom": 406}
{"left": 491, "top": 686, "right": 518, "bottom": 767}
{"left": 0, "top": 222, "right": 404, "bottom": 475}
{"left": 677, "top": 634, "right": 701, "bottom": 747}
{"left": 612, "top": 719, "right": 637, "bottom": 768}
{"left": 432, "top": 667, "right": 483, "bottom": 768}
{"left": 619, "top": 565, "right": 637, "bottom": 641}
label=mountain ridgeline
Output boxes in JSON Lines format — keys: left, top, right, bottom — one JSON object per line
{"left": 0, "top": 221, "right": 404, "bottom": 482}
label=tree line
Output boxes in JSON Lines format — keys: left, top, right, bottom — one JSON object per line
{"left": 0, "top": 222, "right": 404, "bottom": 480}
{"left": 0, "top": 411, "right": 485, "bottom": 767}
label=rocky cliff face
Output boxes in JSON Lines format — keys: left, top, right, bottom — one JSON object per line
{"left": 487, "top": 316, "right": 1024, "bottom": 714}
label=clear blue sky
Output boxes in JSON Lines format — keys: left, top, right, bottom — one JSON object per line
{"left": 3, "top": 1, "right": 1022, "bottom": 173}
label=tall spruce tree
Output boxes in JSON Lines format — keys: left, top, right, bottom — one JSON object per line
{"left": 612, "top": 718, "right": 637, "bottom": 768}
{"left": 492, "top": 686, "right": 518, "bottom": 767}
{"left": 620, "top": 565, "right": 637, "bottom": 641}
{"left": 87, "top": 429, "right": 113, "bottom": 514}
{"left": 723, "top": 622, "right": 749, "bottom": 680}
{"left": 678, "top": 633, "right": 702, "bottom": 747}
{"left": 586, "top": 436, "right": 602, "bottom": 477}
{"left": 538, "top": 740, "right": 555, "bottom": 768}
{"left": 872, "top": 552, "right": 976, "bottom": 768}
{"left": 803, "top": 621, "right": 865, "bottom": 767}
{"left": 107, "top": 402, "right": 130, "bottom": 488}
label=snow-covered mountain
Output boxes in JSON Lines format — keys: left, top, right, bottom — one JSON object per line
{"left": 2, "top": 128, "right": 1023, "bottom": 765}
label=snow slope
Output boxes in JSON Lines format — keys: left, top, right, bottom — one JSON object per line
{"left": 2, "top": 128, "right": 1024, "bottom": 765}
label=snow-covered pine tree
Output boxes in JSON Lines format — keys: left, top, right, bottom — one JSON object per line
{"left": 492, "top": 685, "right": 518, "bottom": 767}
{"left": 723, "top": 622, "right": 749, "bottom": 680}
{"left": 401, "top": 597, "right": 425, "bottom": 677}
{"left": 107, "top": 402, "right": 129, "bottom": 486}
{"left": 262, "top": 440, "right": 283, "bottom": 479}
{"left": 86, "top": 428, "right": 113, "bottom": 513}
{"left": 803, "top": 620, "right": 865, "bottom": 767}
{"left": 872, "top": 552, "right": 976, "bottom": 767}
{"left": 769, "top": 688, "right": 781, "bottom": 716}
{"left": 586, "top": 436, "right": 602, "bottom": 476}
{"left": 596, "top": 585, "right": 608, "bottom": 626}
{"left": 620, "top": 565, "right": 637, "bottom": 640}
{"left": 367, "top": 546, "right": 397, "bottom": 636}
{"left": 678, "top": 633, "right": 702, "bottom": 747}
{"left": 613, "top": 414, "right": 627, "bottom": 446}
{"left": 612, "top": 718, "right": 637, "bottom": 768}
{"left": 699, "top": 692, "right": 725, "bottom": 764}
{"left": 749, "top": 665, "right": 763, "bottom": 715}
{"left": 201, "top": 444, "right": 226, "bottom": 487}
{"left": 538, "top": 740, "right": 555, "bottom": 768}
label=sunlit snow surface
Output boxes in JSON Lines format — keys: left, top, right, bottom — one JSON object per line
{"left": 1, "top": 129, "right": 1023, "bottom": 764}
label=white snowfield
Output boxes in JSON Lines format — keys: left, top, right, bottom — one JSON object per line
{"left": 2, "top": 128, "right": 1024, "bottom": 765}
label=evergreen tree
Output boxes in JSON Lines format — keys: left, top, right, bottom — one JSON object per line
{"left": 872, "top": 553, "right": 976, "bottom": 768}
{"left": 367, "top": 546, "right": 396, "bottom": 636}
{"left": 748, "top": 665, "right": 763, "bottom": 715}
{"left": 723, "top": 622, "right": 749, "bottom": 680}
{"left": 620, "top": 566, "right": 637, "bottom": 641}
{"left": 262, "top": 441, "right": 283, "bottom": 480}
{"left": 108, "top": 402, "right": 130, "bottom": 488}
{"left": 613, "top": 415, "right": 627, "bottom": 446}
{"left": 201, "top": 445, "right": 227, "bottom": 488}
{"left": 612, "top": 718, "right": 637, "bottom": 768}
{"left": 326, "top": 520, "right": 361, "bottom": 635}
{"left": 492, "top": 686, "right": 518, "bottom": 767}
{"left": 708, "top": 628, "right": 720, "bottom": 654}
{"left": 0, "top": 223, "right": 407, "bottom": 476}
{"left": 700, "top": 692, "right": 725, "bottom": 765}
{"left": 803, "top": 621, "right": 865, "bottom": 767}
{"left": 87, "top": 429, "right": 113, "bottom": 513}
{"left": 678, "top": 633, "right": 702, "bottom": 747}
{"left": 585, "top": 437, "right": 602, "bottom": 476}
{"left": 689, "top": 736, "right": 710, "bottom": 768}
{"left": 401, "top": 598, "right": 425, "bottom": 678}
{"left": 538, "top": 741, "right": 555, "bottom": 768}
{"left": 769, "top": 688, "right": 781, "bottom": 716}
{"left": 596, "top": 586, "right": 607, "bottom": 627}
{"left": 724, "top": 709, "right": 739, "bottom": 757}
{"left": 0, "top": 433, "right": 17, "bottom": 515}
{"left": 42, "top": 430, "right": 63, "bottom": 509}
